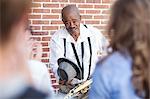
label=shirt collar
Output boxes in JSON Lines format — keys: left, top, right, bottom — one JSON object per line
{"left": 79, "top": 24, "right": 94, "bottom": 41}
{"left": 60, "top": 23, "right": 94, "bottom": 43}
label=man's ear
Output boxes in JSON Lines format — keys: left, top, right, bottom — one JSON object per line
{"left": 62, "top": 18, "right": 65, "bottom": 23}
{"left": 80, "top": 15, "right": 81, "bottom": 20}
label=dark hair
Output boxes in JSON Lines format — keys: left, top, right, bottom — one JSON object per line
{"left": 108, "top": 0, "right": 150, "bottom": 98}
{"left": 0, "top": 0, "right": 30, "bottom": 44}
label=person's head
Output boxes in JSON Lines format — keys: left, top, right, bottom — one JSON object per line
{"left": 61, "top": 5, "right": 81, "bottom": 37}
{"left": 1, "top": 0, "right": 30, "bottom": 48}
{"left": 108, "top": 0, "right": 150, "bottom": 98}
{"left": 0, "top": 0, "right": 31, "bottom": 81}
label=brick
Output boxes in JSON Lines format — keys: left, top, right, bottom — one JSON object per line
{"left": 51, "top": 20, "right": 63, "bottom": 24}
{"left": 31, "top": 37, "right": 41, "bottom": 41}
{"left": 29, "top": 15, "right": 41, "bottom": 19}
{"left": 52, "top": 0, "right": 68, "bottom": 2}
{"left": 94, "top": 15, "right": 101, "bottom": 19}
{"left": 94, "top": 15, "right": 110, "bottom": 19}
{"left": 51, "top": 74, "right": 56, "bottom": 78}
{"left": 31, "top": 26, "right": 41, "bottom": 30}
{"left": 79, "top": 10, "right": 85, "bottom": 14}
{"left": 43, "top": 48, "right": 50, "bottom": 52}
{"left": 94, "top": 5, "right": 109, "bottom": 9}
{"left": 43, "top": 4, "right": 59, "bottom": 8}
{"left": 42, "top": 53, "right": 48, "bottom": 57}
{"left": 60, "top": 4, "right": 66, "bottom": 8}
{"left": 86, "top": 10, "right": 100, "bottom": 14}
{"left": 101, "top": 20, "right": 109, "bottom": 24}
{"left": 42, "top": 15, "right": 59, "bottom": 19}
{"left": 31, "top": 32, "right": 48, "bottom": 35}
{"left": 102, "top": 0, "right": 111, "bottom": 3}
{"left": 42, "top": 37, "right": 51, "bottom": 41}
{"left": 41, "top": 42, "right": 49, "bottom": 46}
{"left": 42, "top": 26, "right": 58, "bottom": 30}
{"left": 51, "top": 9, "right": 61, "bottom": 13}
{"left": 81, "top": 15, "right": 92, "bottom": 19}
{"left": 41, "top": 59, "right": 49, "bottom": 63}
{"left": 86, "top": 0, "right": 101, "bottom": 3}
{"left": 85, "top": 21, "right": 100, "bottom": 24}
{"left": 51, "top": 80, "right": 57, "bottom": 84}
{"left": 33, "top": 0, "right": 50, "bottom": 2}
{"left": 33, "top": 9, "right": 50, "bottom": 13}
{"left": 70, "top": 0, "right": 85, "bottom": 3}
{"left": 32, "top": 20, "right": 49, "bottom": 24}
{"left": 94, "top": 26, "right": 107, "bottom": 30}
{"left": 102, "top": 10, "right": 110, "bottom": 14}
{"left": 78, "top": 4, "right": 93, "bottom": 8}
{"left": 49, "top": 69, "right": 54, "bottom": 73}
{"left": 52, "top": 84, "right": 59, "bottom": 90}
{"left": 32, "top": 3, "right": 41, "bottom": 7}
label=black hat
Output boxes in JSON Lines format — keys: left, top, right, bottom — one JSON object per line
{"left": 57, "top": 58, "right": 82, "bottom": 82}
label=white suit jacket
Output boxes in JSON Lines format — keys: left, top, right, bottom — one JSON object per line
{"left": 50, "top": 24, "right": 109, "bottom": 84}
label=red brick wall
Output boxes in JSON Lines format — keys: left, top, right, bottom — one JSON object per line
{"left": 29, "top": 0, "right": 114, "bottom": 92}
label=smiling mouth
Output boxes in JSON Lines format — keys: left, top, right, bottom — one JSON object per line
{"left": 70, "top": 28, "right": 76, "bottom": 31}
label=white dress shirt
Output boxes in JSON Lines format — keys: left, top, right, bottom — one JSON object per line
{"left": 50, "top": 24, "right": 109, "bottom": 84}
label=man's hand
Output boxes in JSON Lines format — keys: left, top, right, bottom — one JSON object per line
{"left": 59, "top": 79, "right": 74, "bottom": 93}
{"left": 59, "top": 79, "right": 73, "bottom": 86}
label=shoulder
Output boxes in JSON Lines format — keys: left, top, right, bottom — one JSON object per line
{"left": 96, "top": 51, "right": 132, "bottom": 75}
{"left": 105, "top": 52, "right": 131, "bottom": 65}
{"left": 92, "top": 51, "right": 132, "bottom": 90}
{"left": 84, "top": 25, "right": 100, "bottom": 33}
{"left": 91, "top": 51, "right": 133, "bottom": 99}
{"left": 85, "top": 24, "right": 105, "bottom": 39}
{"left": 87, "top": 25, "right": 99, "bottom": 31}
{"left": 51, "top": 27, "right": 67, "bottom": 40}
{"left": 28, "top": 60, "right": 48, "bottom": 74}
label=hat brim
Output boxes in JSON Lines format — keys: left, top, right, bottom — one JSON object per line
{"left": 57, "top": 58, "right": 82, "bottom": 80}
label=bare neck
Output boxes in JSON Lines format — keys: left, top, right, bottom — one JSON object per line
{"left": 71, "top": 32, "right": 80, "bottom": 42}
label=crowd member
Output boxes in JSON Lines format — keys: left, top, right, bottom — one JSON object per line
{"left": 0, "top": 0, "right": 50, "bottom": 98}
{"left": 89, "top": 0, "right": 150, "bottom": 99}
{"left": 25, "top": 28, "right": 54, "bottom": 95}
{"left": 50, "top": 5, "right": 109, "bottom": 93}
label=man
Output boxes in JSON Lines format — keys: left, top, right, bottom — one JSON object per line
{"left": 0, "top": 0, "right": 49, "bottom": 98}
{"left": 50, "top": 5, "right": 109, "bottom": 93}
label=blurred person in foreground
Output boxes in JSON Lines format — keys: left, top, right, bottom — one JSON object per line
{"left": 89, "top": 0, "right": 150, "bottom": 99}
{"left": 0, "top": 0, "right": 51, "bottom": 98}
{"left": 25, "top": 27, "right": 55, "bottom": 95}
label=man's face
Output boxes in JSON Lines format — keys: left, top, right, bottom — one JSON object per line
{"left": 62, "top": 12, "right": 81, "bottom": 35}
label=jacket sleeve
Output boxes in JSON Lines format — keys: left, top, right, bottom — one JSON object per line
{"left": 97, "top": 31, "right": 109, "bottom": 57}
{"left": 50, "top": 38, "right": 63, "bottom": 82}
{"left": 88, "top": 25, "right": 109, "bottom": 57}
